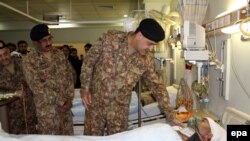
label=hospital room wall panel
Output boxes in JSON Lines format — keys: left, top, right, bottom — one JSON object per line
{"left": 205, "top": 0, "right": 250, "bottom": 119}
{"left": 226, "top": 33, "right": 250, "bottom": 114}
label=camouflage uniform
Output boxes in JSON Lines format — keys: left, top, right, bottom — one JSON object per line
{"left": 22, "top": 48, "right": 74, "bottom": 135}
{"left": 81, "top": 30, "right": 174, "bottom": 136}
{"left": 0, "top": 57, "right": 37, "bottom": 134}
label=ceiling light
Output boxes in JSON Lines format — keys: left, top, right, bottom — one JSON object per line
{"left": 221, "top": 24, "right": 240, "bottom": 34}
{"left": 48, "top": 23, "right": 79, "bottom": 29}
{"left": 48, "top": 19, "right": 79, "bottom": 28}
{"left": 221, "top": 20, "right": 250, "bottom": 34}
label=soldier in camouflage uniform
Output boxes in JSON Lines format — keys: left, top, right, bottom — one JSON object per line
{"left": 22, "top": 24, "right": 74, "bottom": 135}
{"left": 80, "top": 18, "right": 182, "bottom": 136}
{"left": 0, "top": 40, "right": 37, "bottom": 134}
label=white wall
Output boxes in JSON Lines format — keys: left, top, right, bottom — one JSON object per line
{"left": 173, "top": 47, "right": 185, "bottom": 84}
{"left": 0, "top": 26, "right": 123, "bottom": 47}
{"left": 205, "top": 0, "right": 248, "bottom": 20}
{"left": 207, "top": 33, "right": 250, "bottom": 118}
{"left": 205, "top": 0, "right": 250, "bottom": 118}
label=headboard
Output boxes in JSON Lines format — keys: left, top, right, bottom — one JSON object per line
{"left": 221, "top": 107, "right": 250, "bottom": 129}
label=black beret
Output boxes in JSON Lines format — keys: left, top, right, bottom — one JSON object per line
{"left": 0, "top": 40, "right": 6, "bottom": 49}
{"left": 84, "top": 43, "right": 92, "bottom": 48}
{"left": 136, "top": 18, "right": 165, "bottom": 42}
{"left": 30, "top": 24, "right": 51, "bottom": 41}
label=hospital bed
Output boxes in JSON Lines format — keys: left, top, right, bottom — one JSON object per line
{"left": 0, "top": 123, "right": 182, "bottom": 141}
{"left": 71, "top": 86, "right": 178, "bottom": 126}
{"left": 3, "top": 106, "right": 247, "bottom": 141}
{"left": 0, "top": 86, "right": 182, "bottom": 141}
{"left": 221, "top": 107, "right": 250, "bottom": 128}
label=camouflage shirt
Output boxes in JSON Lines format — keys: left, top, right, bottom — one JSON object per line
{"left": 0, "top": 57, "right": 37, "bottom": 134}
{"left": 81, "top": 30, "right": 174, "bottom": 121}
{"left": 22, "top": 47, "right": 74, "bottom": 106}
{"left": 22, "top": 47, "right": 74, "bottom": 134}
{"left": 0, "top": 57, "right": 23, "bottom": 91}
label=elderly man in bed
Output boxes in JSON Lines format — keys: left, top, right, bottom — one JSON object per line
{"left": 81, "top": 18, "right": 183, "bottom": 136}
{"left": 188, "top": 117, "right": 226, "bottom": 141}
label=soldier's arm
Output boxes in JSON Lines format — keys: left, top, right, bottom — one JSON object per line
{"left": 141, "top": 56, "right": 175, "bottom": 122}
{"left": 80, "top": 35, "right": 104, "bottom": 94}
{"left": 0, "top": 77, "right": 14, "bottom": 91}
{"left": 0, "top": 59, "right": 22, "bottom": 91}
{"left": 54, "top": 54, "right": 75, "bottom": 112}
{"left": 65, "top": 59, "right": 75, "bottom": 98}
{"left": 21, "top": 57, "right": 42, "bottom": 96}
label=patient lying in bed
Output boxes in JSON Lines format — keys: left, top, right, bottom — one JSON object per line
{"left": 0, "top": 123, "right": 182, "bottom": 141}
{"left": 188, "top": 117, "right": 226, "bottom": 141}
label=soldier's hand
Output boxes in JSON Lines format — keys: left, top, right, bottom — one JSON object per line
{"left": 171, "top": 118, "right": 185, "bottom": 127}
{"left": 57, "top": 99, "right": 72, "bottom": 113}
{"left": 81, "top": 90, "right": 92, "bottom": 110}
{"left": 15, "top": 90, "right": 23, "bottom": 98}
{"left": 15, "top": 84, "right": 24, "bottom": 98}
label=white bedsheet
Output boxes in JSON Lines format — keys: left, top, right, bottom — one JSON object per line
{"left": 0, "top": 123, "right": 182, "bottom": 141}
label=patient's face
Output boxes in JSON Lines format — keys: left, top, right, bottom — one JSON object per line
{"left": 196, "top": 118, "right": 213, "bottom": 141}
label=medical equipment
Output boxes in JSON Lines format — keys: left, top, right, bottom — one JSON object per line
{"left": 181, "top": 21, "right": 208, "bottom": 61}
{"left": 180, "top": 20, "right": 209, "bottom": 110}
{"left": 181, "top": 21, "right": 209, "bottom": 89}
{"left": 182, "top": 21, "right": 205, "bottom": 50}
{"left": 178, "top": 0, "right": 209, "bottom": 84}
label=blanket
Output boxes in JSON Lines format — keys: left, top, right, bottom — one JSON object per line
{"left": 0, "top": 123, "right": 182, "bottom": 141}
